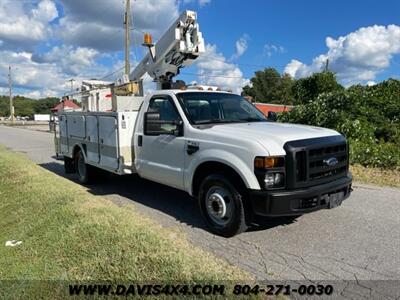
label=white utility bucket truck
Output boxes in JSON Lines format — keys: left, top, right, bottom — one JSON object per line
{"left": 55, "top": 10, "right": 352, "bottom": 237}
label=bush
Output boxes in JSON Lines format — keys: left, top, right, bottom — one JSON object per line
{"left": 278, "top": 79, "right": 400, "bottom": 169}
{"left": 349, "top": 140, "right": 400, "bottom": 169}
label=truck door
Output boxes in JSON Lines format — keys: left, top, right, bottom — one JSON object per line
{"left": 137, "top": 95, "right": 185, "bottom": 189}
{"left": 98, "top": 116, "right": 119, "bottom": 170}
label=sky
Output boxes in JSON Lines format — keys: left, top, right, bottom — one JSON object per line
{"left": 0, "top": 0, "right": 399, "bottom": 98}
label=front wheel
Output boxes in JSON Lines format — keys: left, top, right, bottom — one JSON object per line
{"left": 198, "top": 174, "right": 249, "bottom": 237}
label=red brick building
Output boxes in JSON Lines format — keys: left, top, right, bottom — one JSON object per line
{"left": 254, "top": 103, "right": 293, "bottom": 116}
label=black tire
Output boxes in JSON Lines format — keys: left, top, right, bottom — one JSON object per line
{"left": 75, "top": 150, "right": 93, "bottom": 184}
{"left": 64, "top": 156, "right": 75, "bottom": 174}
{"left": 198, "top": 174, "right": 249, "bottom": 237}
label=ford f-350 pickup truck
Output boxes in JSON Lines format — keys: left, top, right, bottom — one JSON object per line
{"left": 56, "top": 89, "right": 352, "bottom": 237}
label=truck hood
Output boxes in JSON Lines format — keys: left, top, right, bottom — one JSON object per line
{"left": 207, "top": 122, "right": 340, "bottom": 155}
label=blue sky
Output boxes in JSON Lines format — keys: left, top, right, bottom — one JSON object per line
{"left": 0, "top": 0, "right": 399, "bottom": 98}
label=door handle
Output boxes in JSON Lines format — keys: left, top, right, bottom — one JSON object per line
{"left": 138, "top": 135, "right": 143, "bottom": 147}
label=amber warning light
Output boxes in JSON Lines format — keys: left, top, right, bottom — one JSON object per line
{"left": 143, "top": 33, "right": 154, "bottom": 47}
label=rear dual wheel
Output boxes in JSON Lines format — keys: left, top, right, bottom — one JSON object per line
{"left": 75, "top": 150, "right": 94, "bottom": 184}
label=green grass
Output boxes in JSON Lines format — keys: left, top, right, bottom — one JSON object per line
{"left": 0, "top": 146, "right": 251, "bottom": 298}
{"left": 350, "top": 164, "right": 400, "bottom": 188}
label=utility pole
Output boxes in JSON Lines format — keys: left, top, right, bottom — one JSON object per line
{"left": 124, "top": 0, "right": 131, "bottom": 75}
{"left": 8, "top": 66, "right": 14, "bottom": 122}
{"left": 67, "top": 79, "right": 75, "bottom": 94}
{"left": 324, "top": 58, "right": 329, "bottom": 72}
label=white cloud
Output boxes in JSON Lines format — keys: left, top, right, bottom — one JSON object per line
{"left": 21, "top": 90, "right": 42, "bottom": 99}
{"left": 0, "top": 51, "right": 62, "bottom": 89}
{"left": 231, "top": 34, "right": 249, "bottom": 60}
{"left": 198, "top": 0, "right": 211, "bottom": 6}
{"left": 32, "top": 0, "right": 58, "bottom": 22}
{"left": 195, "top": 44, "right": 249, "bottom": 94}
{"left": 58, "top": 0, "right": 179, "bottom": 51}
{"left": 0, "top": 49, "right": 108, "bottom": 99}
{"left": 263, "top": 44, "right": 285, "bottom": 58}
{"left": 32, "top": 46, "right": 100, "bottom": 76}
{"left": 0, "top": 0, "right": 58, "bottom": 47}
{"left": 284, "top": 24, "right": 400, "bottom": 85}
{"left": 182, "top": 0, "right": 211, "bottom": 7}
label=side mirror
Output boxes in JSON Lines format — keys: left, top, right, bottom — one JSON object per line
{"left": 144, "top": 112, "right": 183, "bottom": 136}
{"left": 267, "top": 111, "right": 277, "bottom": 122}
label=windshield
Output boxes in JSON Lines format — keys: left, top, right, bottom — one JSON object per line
{"left": 177, "top": 92, "right": 267, "bottom": 125}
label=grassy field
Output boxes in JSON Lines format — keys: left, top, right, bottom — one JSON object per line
{"left": 350, "top": 164, "right": 400, "bottom": 188}
{"left": 0, "top": 146, "right": 250, "bottom": 298}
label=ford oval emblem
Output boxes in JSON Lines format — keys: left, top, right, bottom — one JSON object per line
{"left": 324, "top": 157, "right": 338, "bottom": 167}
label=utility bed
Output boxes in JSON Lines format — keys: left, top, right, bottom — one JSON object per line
{"left": 56, "top": 111, "right": 138, "bottom": 175}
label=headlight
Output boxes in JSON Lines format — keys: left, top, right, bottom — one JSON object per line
{"left": 254, "top": 156, "right": 285, "bottom": 189}
{"left": 264, "top": 172, "right": 284, "bottom": 188}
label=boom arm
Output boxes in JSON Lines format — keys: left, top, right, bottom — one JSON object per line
{"left": 129, "top": 10, "right": 205, "bottom": 89}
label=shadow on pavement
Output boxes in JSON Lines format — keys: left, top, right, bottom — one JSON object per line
{"left": 38, "top": 161, "right": 297, "bottom": 234}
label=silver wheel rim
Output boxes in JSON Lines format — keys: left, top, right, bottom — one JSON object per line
{"left": 77, "top": 153, "right": 86, "bottom": 179}
{"left": 205, "top": 186, "right": 234, "bottom": 226}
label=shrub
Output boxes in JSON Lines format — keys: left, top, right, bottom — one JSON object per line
{"left": 278, "top": 79, "right": 400, "bottom": 168}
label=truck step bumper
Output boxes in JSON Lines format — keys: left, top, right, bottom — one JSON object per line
{"left": 249, "top": 174, "right": 352, "bottom": 217}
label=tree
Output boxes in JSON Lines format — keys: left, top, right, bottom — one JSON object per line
{"left": 34, "top": 97, "right": 59, "bottom": 114}
{"left": 0, "top": 95, "right": 59, "bottom": 117}
{"left": 242, "top": 68, "right": 295, "bottom": 104}
{"left": 292, "top": 71, "right": 343, "bottom": 104}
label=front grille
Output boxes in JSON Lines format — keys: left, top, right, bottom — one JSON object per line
{"left": 284, "top": 136, "right": 349, "bottom": 189}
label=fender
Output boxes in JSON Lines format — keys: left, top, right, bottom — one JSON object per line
{"left": 184, "top": 148, "right": 261, "bottom": 196}
{"left": 72, "top": 143, "right": 87, "bottom": 161}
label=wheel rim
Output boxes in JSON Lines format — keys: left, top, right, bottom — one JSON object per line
{"left": 77, "top": 153, "right": 86, "bottom": 179}
{"left": 205, "top": 185, "right": 234, "bottom": 226}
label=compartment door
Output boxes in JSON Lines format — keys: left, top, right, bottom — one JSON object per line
{"left": 86, "top": 116, "right": 100, "bottom": 163}
{"left": 59, "top": 114, "right": 69, "bottom": 154}
{"left": 99, "top": 116, "right": 119, "bottom": 170}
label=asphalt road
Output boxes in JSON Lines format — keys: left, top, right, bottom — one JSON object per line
{"left": 1, "top": 125, "right": 399, "bottom": 297}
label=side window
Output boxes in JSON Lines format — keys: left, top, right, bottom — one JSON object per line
{"left": 148, "top": 96, "right": 180, "bottom": 121}
{"left": 145, "top": 96, "right": 182, "bottom": 135}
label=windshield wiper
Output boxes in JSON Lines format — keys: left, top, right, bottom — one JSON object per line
{"left": 239, "top": 117, "right": 267, "bottom": 122}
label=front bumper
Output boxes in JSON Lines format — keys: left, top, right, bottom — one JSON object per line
{"left": 249, "top": 173, "right": 352, "bottom": 216}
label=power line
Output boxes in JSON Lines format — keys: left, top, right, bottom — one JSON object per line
{"left": 181, "top": 72, "right": 284, "bottom": 79}
{"left": 99, "top": 66, "right": 125, "bottom": 80}
{"left": 204, "top": 56, "right": 289, "bottom": 69}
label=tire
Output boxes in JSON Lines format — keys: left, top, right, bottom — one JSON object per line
{"left": 64, "top": 156, "right": 75, "bottom": 174}
{"left": 75, "top": 150, "right": 93, "bottom": 184}
{"left": 198, "top": 174, "right": 249, "bottom": 237}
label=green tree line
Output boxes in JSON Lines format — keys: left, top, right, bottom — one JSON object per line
{"left": 243, "top": 68, "right": 400, "bottom": 169}
{"left": 0, "top": 96, "right": 60, "bottom": 117}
